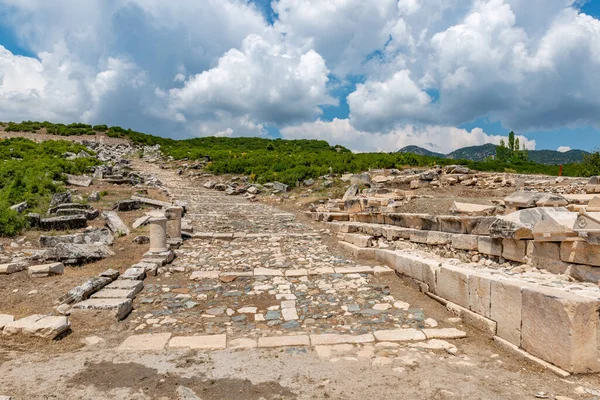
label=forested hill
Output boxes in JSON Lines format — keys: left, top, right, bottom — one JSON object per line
{"left": 398, "top": 144, "right": 589, "bottom": 165}
{"left": 1, "top": 121, "right": 597, "bottom": 186}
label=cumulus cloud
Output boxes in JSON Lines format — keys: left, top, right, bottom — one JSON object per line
{"left": 0, "top": 0, "right": 598, "bottom": 148}
{"left": 164, "top": 33, "right": 336, "bottom": 130}
{"left": 280, "top": 118, "right": 536, "bottom": 153}
{"left": 557, "top": 146, "right": 572, "bottom": 153}
{"left": 345, "top": 0, "right": 600, "bottom": 133}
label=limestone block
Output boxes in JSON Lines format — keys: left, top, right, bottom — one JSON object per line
{"left": 0, "top": 314, "right": 15, "bottom": 330}
{"left": 530, "top": 242, "right": 571, "bottom": 274}
{"left": 120, "top": 267, "right": 146, "bottom": 280}
{"left": 373, "top": 329, "right": 426, "bottom": 342}
{"left": 409, "top": 230, "right": 429, "bottom": 244}
{"left": 426, "top": 231, "right": 454, "bottom": 246}
{"left": 490, "top": 207, "right": 576, "bottom": 240}
{"left": 560, "top": 240, "right": 600, "bottom": 267}
{"left": 258, "top": 335, "right": 310, "bottom": 348}
{"left": 28, "top": 262, "right": 64, "bottom": 278}
{"left": 490, "top": 279, "right": 525, "bottom": 346}
{"left": 478, "top": 237, "right": 503, "bottom": 257}
{"left": 104, "top": 280, "right": 144, "bottom": 295}
{"left": 2, "top": 315, "right": 70, "bottom": 339}
{"left": 569, "top": 264, "right": 600, "bottom": 283}
{"left": 468, "top": 274, "right": 492, "bottom": 317}
{"left": 169, "top": 334, "right": 227, "bottom": 350}
{"left": 452, "top": 234, "right": 479, "bottom": 251}
{"left": 446, "top": 302, "right": 496, "bottom": 335}
{"left": 119, "top": 333, "right": 172, "bottom": 351}
{"left": 310, "top": 334, "right": 375, "bottom": 345}
{"left": 0, "top": 263, "right": 25, "bottom": 275}
{"left": 521, "top": 287, "right": 600, "bottom": 373}
{"left": 450, "top": 202, "right": 496, "bottom": 216}
{"left": 102, "top": 211, "right": 130, "bottom": 236}
{"left": 437, "top": 216, "right": 465, "bottom": 234}
{"left": 502, "top": 239, "right": 528, "bottom": 262}
{"left": 72, "top": 298, "right": 133, "bottom": 321}
{"left": 436, "top": 265, "right": 470, "bottom": 309}
{"left": 91, "top": 288, "right": 137, "bottom": 299}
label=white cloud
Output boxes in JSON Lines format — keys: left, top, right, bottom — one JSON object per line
{"left": 280, "top": 118, "right": 536, "bottom": 153}
{"left": 0, "top": 0, "right": 598, "bottom": 148}
{"left": 345, "top": 0, "right": 600, "bottom": 132}
{"left": 557, "top": 146, "right": 572, "bottom": 153}
{"left": 164, "top": 33, "right": 336, "bottom": 134}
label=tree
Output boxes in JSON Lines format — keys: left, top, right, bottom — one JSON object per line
{"left": 508, "top": 131, "right": 516, "bottom": 152}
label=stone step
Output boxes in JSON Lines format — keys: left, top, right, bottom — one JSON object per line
{"left": 91, "top": 288, "right": 137, "bottom": 299}
{"left": 104, "top": 280, "right": 144, "bottom": 295}
{"left": 72, "top": 298, "right": 133, "bottom": 320}
{"left": 374, "top": 247, "right": 600, "bottom": 374}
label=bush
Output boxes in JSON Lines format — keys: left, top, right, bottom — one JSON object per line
{"left": 0, "top": 138, "right": 100, "bottom": 236}
{"left": 0, "top": 208, "right": 26, "bottom": 236}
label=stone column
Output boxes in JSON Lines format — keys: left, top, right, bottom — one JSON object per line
{"left": 148, "top": 216, "right": 168, "bottom": 253}
{"left": 166, "top": 206, "right": 184, "bottom": 240}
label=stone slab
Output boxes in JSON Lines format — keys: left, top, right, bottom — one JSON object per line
{"left": 310, "top": 334, "right": 375, "bottom": 345}
{"left": 2, "top": 314, "right": 70, "bottom": 339}
{"left": 493, "top": 336, "right": 570, "bottom": 378}
{"left": 0, "top": 263, "right": 25, "bottom": 275}
{"left": 436, "top": 265, "right": 470, "bottom": 309}
{"left": 502, "top": 239, "right": 528, "bottom": 263}
{"left": 104, "top": 280, "right": 144, "bottom": 295}
{"left": 119, "top": 333, "right": 172, "bottom": 351}
{"left": 521, "top": 287, "right": 600, "bottom": 373}
{"left": 0, "top": 314, "right": 14, "bottom": 330}
{"left": 478, "top": 237, "right": 503, "bottom": 257}
{"left": 258, "top": 335, "right": 310, "bottom": 348}
{"left": 72, "top": 298, "right": 133, "bottom": 320}
{"left": 120, "top": 267, "right": 146, "bottom": 280}
{"left": 228, "top": 338, "right": 258, "bottom": 349}
{"left": 334, "top": 266, "right": 373, "bottom": 274}
{"left": 169, "top": 335, "right": 227, "bottom": 350}
{"left": 372, "top": 329, "right": 426, "bottom": 342}
{"left": 28, "top": 263, "right": 64, "bottom": 277}
{"left": 190, "top": 271, "right": 220, "bottom": 280}
{"left": 560, "top": 240, "right": 600, "bottom": 267}
{"left": 254, "top": 268, "right": 284, "bottom": 277}
{"left": 422, "top": 328, "right": 467, "bottom": 339}
{"left": 91, "top": 288, "right": 137, "bottom": 299}
{"left": 468, "top": 274, "right": 492, "bottom": 318}
{"left": 490, "top": 279, "right": 525, "bottom": 347}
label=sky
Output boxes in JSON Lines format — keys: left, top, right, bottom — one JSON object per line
{"left": 0, "top": 0, "right": 599, "bottom": 154}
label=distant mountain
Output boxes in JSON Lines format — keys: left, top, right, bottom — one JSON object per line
{"left": 398, "top": 144, "right": 589, "bottom": 165}
{"left": 447, "top": 143, "right": 497, "bottom": 161}
{"left": 397, "top": 145, "right": 445, "bottom": 158}
{"left": 528, "top": 149, "right": 590, "bottom": 165}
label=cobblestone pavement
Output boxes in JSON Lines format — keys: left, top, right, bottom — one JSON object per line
{"left": 125, "top": 164, "right": 457, "bottom": 345}
{"left": 2, "top": 161, "right": 599, "bottom": 399}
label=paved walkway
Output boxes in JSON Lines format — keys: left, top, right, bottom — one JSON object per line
{"left": 124, "top": 162, "right": 465, "bottom": 358}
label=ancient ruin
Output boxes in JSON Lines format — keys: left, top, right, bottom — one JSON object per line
{"left": 2, "top": 136, "right": 600, "bottom": 398}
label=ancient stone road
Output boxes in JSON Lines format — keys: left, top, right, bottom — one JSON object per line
{"left": 1, "top": 160, "right": 598, "bottom": 399}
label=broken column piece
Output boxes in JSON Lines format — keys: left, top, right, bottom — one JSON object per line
{"left": 148, "top": 216, "right": 168, "bottom": 253}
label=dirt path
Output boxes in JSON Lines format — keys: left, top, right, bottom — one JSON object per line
{"left": 1, "top": 160, "right": 599, "bottom": 399}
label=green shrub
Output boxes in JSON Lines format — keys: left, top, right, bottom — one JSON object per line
{"left": 0, "top": 208, "right": 26, "bottom": 236}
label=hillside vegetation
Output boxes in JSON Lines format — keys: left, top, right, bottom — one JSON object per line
{"left": 2, "top": 121, "right": 598, "bottom": 188}
{"left": 399, "top": 143, "right": 590, "bottom": 165}
{"left": 0, "top": 137, "right": 99, "bottom": 235}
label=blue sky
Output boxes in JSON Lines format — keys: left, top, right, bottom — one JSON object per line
{"left": 0, "top": 0, "right": 599, "bottom": 153}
